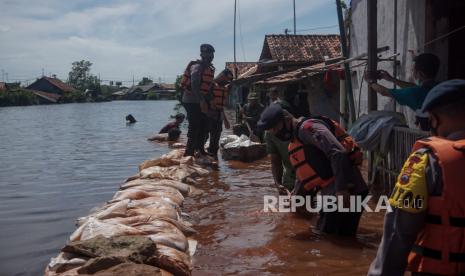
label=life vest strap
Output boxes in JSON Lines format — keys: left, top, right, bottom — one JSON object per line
{"left": 425, "top": 214, "right": 465, "bottom": 227}
{"left": 412, "top": 245, "right": 465, "bottom": 262}
{"left": 289, "top": 145, "right": 304, "bottom": 155}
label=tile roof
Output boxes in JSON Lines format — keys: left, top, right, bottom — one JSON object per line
{"left": 259, "top": 34, "right": 341, "bottom": 63}
{"left": 225, "top": 62, "right": 257, "bottom": 78}
{"left": 43, "top": 77, "right": 77, "bottom": 92}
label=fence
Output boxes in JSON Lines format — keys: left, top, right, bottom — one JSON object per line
{"left": 373, "top": 126, "right": 430, "bottom": 195}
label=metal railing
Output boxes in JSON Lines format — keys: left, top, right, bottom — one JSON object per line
{"left": 374, "top": 126, "right": 430, "bottom": 195}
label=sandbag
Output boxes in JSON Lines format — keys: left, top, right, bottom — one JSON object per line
{"left": 149, "top": 244, "right": 192, "bottom": 276}
{"left": 70, "top": 218, "right": 145, "bottom": 242}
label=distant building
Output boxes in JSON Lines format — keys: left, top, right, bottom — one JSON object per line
{"left": 0, "top": 82, "right": 6, "bottom": 92}
{"left": 27, "top": 76, "right": 77, "bottom": 95}
{"left": 112, "top": 83, "right": 176, "bottom": 100}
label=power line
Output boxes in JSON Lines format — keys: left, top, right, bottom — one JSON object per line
{"left": 295, "top": 24, "right": 339, "bottom": 33}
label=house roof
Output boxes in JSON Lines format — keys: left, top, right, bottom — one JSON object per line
{"left": 42, "top": 77, "right": 77, "bottom": 92}
{"left": 160, "top": 83, "right": 175, "bottom": 90}
{"left": 259, "top": 34, "right": 341, "bottom": 63}
{"left": 25, "top": 89, "right": 61, "bottom": 102}
{"left": 225, "top": 62, "right": 257, "bottom": 78}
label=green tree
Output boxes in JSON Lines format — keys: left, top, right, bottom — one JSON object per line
{"left": 138, "top": 77, "right": 153, "bottom": 86}
{"left": 174, "top": 75, "right": 183, "bottom": 102}
{"left": 68, "top": 60, "right": 100, "bottom": 93}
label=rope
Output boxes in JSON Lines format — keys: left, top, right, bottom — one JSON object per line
{"left": 423, "top": 24, "right": 465, "bottom": 48}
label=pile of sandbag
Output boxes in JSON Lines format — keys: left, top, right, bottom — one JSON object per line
{"left": 220, "top": 134, "right": 266, "bottom": 162}
{"left": 45, "top": 149, "right": 214, "bottom": 276}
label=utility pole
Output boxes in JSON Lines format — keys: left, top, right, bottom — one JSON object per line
{"left": 42, "top": 68, "right": 44, "bottom": 77}
{"left": 1, "top": 69, "right": 4, "bottom": 82}
{"left": 293, "top": 0, "right": 296, "bottom": 34}
{"left": 336, "top": 0, "right": 356, "bottom": 125}
{"left": 367, "top": 0, "right": 378, "bottom": 184}
{"left": 367, "top": 0, "right": 378, "bottom": 112}
{"left": 132, "top": 75, "right": 135, "bottom": 86}
{"left": 233, "top": 0, "right": 237, "bottom": 79}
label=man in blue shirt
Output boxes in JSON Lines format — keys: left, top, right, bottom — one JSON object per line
{"left": 365, "top": 53, "right": 440, "bottom": 130}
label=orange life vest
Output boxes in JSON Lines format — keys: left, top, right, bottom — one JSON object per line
{"left": 288, "top": 116, "right": 363, "bottom": 191}
{"left": 180, "top": 60, "right": 215, "bottom": 96}
{"left": 407, "top": 137, "right": 465, "bottom": 275}
{"left": 211, "top": 84, "right": 228, "bottom": 110}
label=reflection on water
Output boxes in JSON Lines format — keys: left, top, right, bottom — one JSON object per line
{"left": 0, "top": 101, "right": 179, "bottom": 275}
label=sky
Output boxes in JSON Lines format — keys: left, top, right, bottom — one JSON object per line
{"left": 0, "top": 0, "right": 340, "bottom": 86}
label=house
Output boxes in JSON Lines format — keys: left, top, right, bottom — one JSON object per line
{"left": 225, "top": 62, "right": 257, "bottom": 108}
{"left": 349, "top": 0, "right": 465, "bottom": 125}
{"left": 112, "top": 83, "right": 176, "bottom": 100}
{"left": 0, "top": 82, "right": 6, "bottom": 92}
{"left": 233, "top": 34, "right": 343, "bottom": 121}
{"left": 348, "top": 0, "right": 465, "bottom": 193}
{"left": 27, "top": 76, "right": 77, "bottom": 95}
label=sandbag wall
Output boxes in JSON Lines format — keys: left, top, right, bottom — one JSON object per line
{"left": 45, "top": 148, "right": 215, "bottom": 276}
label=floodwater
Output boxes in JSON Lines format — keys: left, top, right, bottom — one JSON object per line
{"left": 0, "top": 101, "right": 384, "bottom": 276}
{"left": 0, "top": 101, "right": 180, "bottom": 275}
{"left": 186, "top": 113, "right": 385, "bottom": 276}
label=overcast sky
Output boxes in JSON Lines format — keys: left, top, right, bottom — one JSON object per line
{"left": 0, "top": 0, "right": 339, "bottom": 85}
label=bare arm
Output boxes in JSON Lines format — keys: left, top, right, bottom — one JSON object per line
{"left": 369, "top": 83, "right": 393, "bottom": 98}
{"left": 378, "top": 70, "right": 416, "bottom": 89}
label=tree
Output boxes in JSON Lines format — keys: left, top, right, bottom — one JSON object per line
{"left": 68, "top": 60, "right": 100, "bottom": 93}
{"left": 138, "top": 77, "right": 153, "bottom": 86}
{"left": 174, "top": 75, "right": 183, "bottom": 102}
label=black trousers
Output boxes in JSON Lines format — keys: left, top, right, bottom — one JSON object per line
{"left": 316, "top": 189, "right": 369, "bottom": 236}
{"left": 183, "top": 103, "right": 208, "bottom": 156}
{"left": 207, "top": 117, "right": 223, "bottom": 155}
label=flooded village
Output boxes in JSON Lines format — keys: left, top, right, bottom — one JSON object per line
{"left": 1, "top": 0, "right": 465, "bottom": 275}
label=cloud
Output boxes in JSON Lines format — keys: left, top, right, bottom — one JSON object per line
{"left": 0, "top": 0, "right": 334, "bottom": 84}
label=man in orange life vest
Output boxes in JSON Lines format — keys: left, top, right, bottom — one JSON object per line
{"left": 180, "top": 44, "right": 215, "bottom": 156}
{"left": 368, "top": 79, "right": 465, "bottom": 276}
{"left": 257, "top": 104, "right": 368, "bottom": 236}
{"left": 204, "top": 68, "right": 233, "bottom": 159}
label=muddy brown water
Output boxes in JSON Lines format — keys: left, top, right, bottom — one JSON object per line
{"left": 185, "top": 156, "right": 385, "bottom": 275}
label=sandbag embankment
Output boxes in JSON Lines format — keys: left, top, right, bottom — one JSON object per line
{"left": 45, "top": 148, "right": 216, "bottom": 276}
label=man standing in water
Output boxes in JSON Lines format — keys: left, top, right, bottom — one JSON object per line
{"left": 257, "top": 104, "right": 368, "bottom": 236}
{"left": 240, "top": 92, "right": 265, "bottom": 139}
{"left": 180, "top": 44, "right": 215, "bottom": 156}
{"left": 368, "top": 80, "right": 465, "bottom": 276}
{"left": 205, "top": 68, "right": 234, "bottom": 159}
